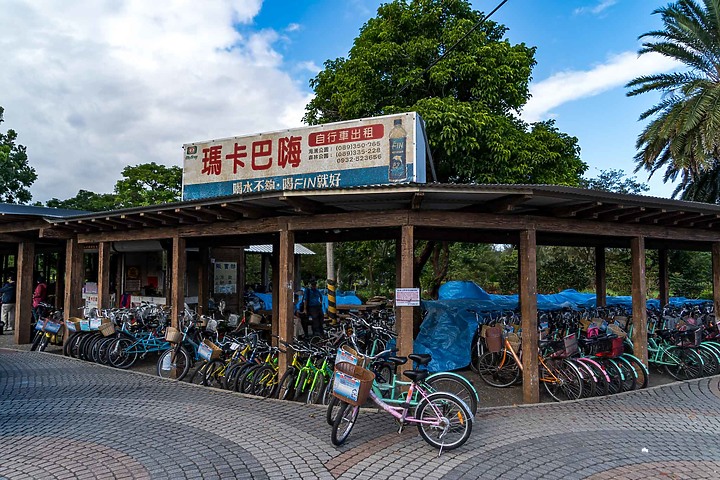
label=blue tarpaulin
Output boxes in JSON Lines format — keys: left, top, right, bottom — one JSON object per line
{"left": 415, "top": 280, "right": 709, "bottom": 372}
{"left": 250, "top": 290, "right": 362, "bottom": 313}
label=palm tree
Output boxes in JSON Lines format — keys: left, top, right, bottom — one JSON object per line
{"left": 626, "top": 0, "right": 720, "bottom": 202}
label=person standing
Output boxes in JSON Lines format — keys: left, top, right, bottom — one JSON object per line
{"left": 0, "top": 274, "right": 16, "bottom": 333}
{"left": 303, "top": 280, "right": 324, "bottom": 338}
{"left": 32, "top": 275, "right": 48, "bottom": 322}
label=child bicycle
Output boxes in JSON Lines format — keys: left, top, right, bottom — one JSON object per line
{"left": 330, "top": 353, "right": 474, "bottom": 452}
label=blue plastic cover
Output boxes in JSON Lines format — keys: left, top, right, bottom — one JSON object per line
{"left": 249, "top": 290, "right": 362, "bottom": 314}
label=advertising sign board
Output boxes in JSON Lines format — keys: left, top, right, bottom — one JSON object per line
{"left": 182, "top": 112, "right": 426, "bottom": 200}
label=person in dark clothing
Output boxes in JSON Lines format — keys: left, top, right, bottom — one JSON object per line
{"left": 0, "top": 274, "right": 17, "bottom": 333}
{"left": 303, "top": 280, "right": 324, "bottom": 338}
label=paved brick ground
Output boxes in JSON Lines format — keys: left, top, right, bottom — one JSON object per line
{"left": 2, "top": 349, "right": 720, "bottom": 479}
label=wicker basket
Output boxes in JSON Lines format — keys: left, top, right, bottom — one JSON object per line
{"left": 99, "top": 322, "right": 116, "bottom": 337}
{"left": 506, "top": 332, "right": 521, "bottom": 352}
{"left": 165, "top": 327, "right": 183, "bottom": 344}
{"left": 607, "top": 323, "right": 627, "bottom": 339}
{"left": 200, "top": 339, "right": 222, "bottom": 360}
{"left": 332, "top": 361, "right": 375, "bottom": 406}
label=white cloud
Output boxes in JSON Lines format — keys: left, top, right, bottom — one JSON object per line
{"left": 286, "top": 23, "right": 301, "bottom": 32}
{"left": 521, "top": 51, "right": 682, "bottom": 123}
{"left": 574, "top": 0, "right": 617, "bottom": 15}
{"left": 0, "top": 0, "right": 310, "bottom": 203}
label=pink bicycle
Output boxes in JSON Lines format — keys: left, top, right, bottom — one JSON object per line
{"left": 331, "top": 353, "right": 474, "bottom": 451}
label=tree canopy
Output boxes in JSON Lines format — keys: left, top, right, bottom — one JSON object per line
{"left": 627, "top": 0, "right": 720, "bottom": 202}
{"left": 0, "top": 106, "right": 37, "bottom": 204}
{"left": 46, "top": 162, "right": 182, "bottom": 212}
{"left": 304, "top": 0, "right": 587, "bottom": 186}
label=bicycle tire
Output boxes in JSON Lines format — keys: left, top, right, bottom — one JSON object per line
{"left": 97, "top": 337, "right": 116, "bottom": 365}
{"left": 664, "top": 346, "right": 703, "bottom": 380}
{"left": 568, "top": 358, "right": 596, "bottom": 398}
{"left": 620, "top": 354, "right": 649, "bottom": 389}
{"left": 326, "top": 395, "right": 341, "bottom": 426}
{"left": 223, "top": 362, "right": 245, "bottom": 390}
{"left": 89, "top": 335, "right": 105, "bottom": 363}
{"left": 611, "top": 357, "right": 637, "bottom": 392}
{"left": 108, "top": 337, "right": 138, "bottom": 369}
{"left": 331, "top": 401, "right": 359, "bottom": 446}
{"left": 232, "top": 362, "right": 257, "bottom": 392}
{"left": 275, "top": 368, "right": 298, "bottom": 400}
{"left": 306, "top": 373, "right": 326, "bottom": 405}
{"left": 425, "top": 373, "right": 479, "bottom": 415}
{"left": 30, "top": 331, "right": 43, "bottom": 352}
{"left": 322, "top": 374, "right": 335, "bottom": 406}
{"left": 415, "top": 392, "right": 472, "bottom": 450}
{"left": 77, "top": 333, "right": 96, "bottom": 360}
{"left": 189, "top": 361, "right": 210, "bottom": 385}
{"left": 251, "top": 365, "right": 278, "bottom": 397}
{"left": 476, "top": 350, "right": 520, "bottom": 388}
{"left": 68, "top": 332, "right": 86, "bottom": 358}
{"left": 696, "top": 345, "right": 720, "bottom": 377}
{"left": 204, "top": 359, "right": 227, "bottom": 388}
{"left": 577, "top": 358, "right": 610, "bottom": 396}
{"left": 156, "top": 346, "right": 191, "bottom": 380}
{"left": 237, "top": 364, "right": 262, "bottom": 394}
{"left": 597, "top": 358, "right": 623, "bottom": 394}
{"left": 38, "top": 334, "right": 50, "bottom": 352}
{"left": 542, "top": 358, "right": 583, "bottom": 401}
{"left": 63, "top": 332, "right": 81, "bottom": 356}
{"left": 293, "top": 370, "right": 309, "bottom": 402}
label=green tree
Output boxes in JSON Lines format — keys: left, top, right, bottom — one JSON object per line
{"left": 626, "top": 0, "right": 720, "bottom": 201}
{"left": 581, "top": 169, "right": 649, "bottom": 195}
{"left": 114, "top": 162, "right": 182, "bottom": 208}
{"left": 46, "top": 190, "right": 118, "bottom": 212}
{"left": 304, "top": 0, "right": 587, "bottom": 186}
{"left": 0, "top": 106, "right": 37, "bottom": 204}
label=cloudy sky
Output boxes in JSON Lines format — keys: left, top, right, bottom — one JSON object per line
{"left": 1, "top": 0, "right": 681, "bottom": 203}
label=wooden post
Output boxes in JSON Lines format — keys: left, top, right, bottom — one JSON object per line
{"left": 595, "top": 246, "right": 606, "bottom": 308}
{"left": 15, "top": 241, "right": 35, "bottom": 344}
{"left": 631, "top": 237, "right": 648, "bottom": 366}
{"left": 64, "top": 238, "right": 83, "bottom": 345}
{"left": 170, "top": 235, "right": 186, "bottom": 330}
{"left": 271, "top": 237, "right": 280, "bottom": 341}
{"left": 658, "top": 248, "right": 669, "bottom": 307}
{"left": 277, "top": 229, "right": 295, "bottom": 378}
{"left": 397, "top": 225, "right": 415, "bottom": 363}
{"left": 713, "top": 243, "right": 720, "bottom": 325}
{"left": 197, "top": 246, "right": 209, "bottom": 315}
{"left": 238, "top": 248, "right": 246, "bottom": 313}
{"left": 519, "top": 229, "right": 539, "bottom": 404}
{"left": 97, "top": 242, "right": 111, "bottom": 311}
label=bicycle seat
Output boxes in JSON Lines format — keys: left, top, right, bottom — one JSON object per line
{"left": 403, "top": 369, "right": 430, "bottom": 382}
{"left": 408, "top": 353, "right": 431, "bottom": 366}
{"left": 387, "top": 356, "right": 407, "bottom": 366}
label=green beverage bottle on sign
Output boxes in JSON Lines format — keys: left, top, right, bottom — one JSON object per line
{"left": 388, "top": 119, "right": 407, "bottom": 182}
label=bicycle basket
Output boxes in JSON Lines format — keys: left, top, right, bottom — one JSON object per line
{"left": 198, "top": 339, "right": 222, "bottom": 361}
{"left": 332, "top": 361, "right": 375, "bottom": 406}
{"left": 485, "top": 325, "right": 503, "bottom": 353}
{"left": 506, "top": 332, "right": 521, "bottom": 352}
{"left": 335, "top": 345, "right": 367, "bottom": 367}
{"left": 165, "top": 327, "right": 183, "bottom": 344}
{"left": 34, "top": 319, "right": 46, "bottom": 331}
{"left": 99, "top": 322, "right": 115, "bottom": 337}
{"left": 43, "top": 321, "right": 62, "bottom": 334}
{"left": 563, "top": 333, "right": 578, "bottom": 356}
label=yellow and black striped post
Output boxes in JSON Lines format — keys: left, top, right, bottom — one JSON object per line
{"left": 327, "top": 278, "right": 337, "bottom": 325}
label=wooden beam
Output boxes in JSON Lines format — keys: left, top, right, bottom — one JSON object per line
{"left": 195, "top": 205, "right": 239, "bottom": 221}
{"left": 0, "top": 233, "right": 35, "bottom": 243}
{"left": 572, "top": 203, "right": 623, "bottom": 219}
{"left": 674, "top": 213, "right": 710, "bottom": 227}
{"left": 197, "top": 246, "right": 210, "bottom": 316}
{"left": 630, "top": 237, "right": 648, "bottom": 366}
{"left": 278, "top": 196, "right": 342, "bottom": 215}
{"left": 688, "top": 214, "right": 720, "bottom": 228}
{"left": 15, "top": 241, "right": 34, "bottom": 344}
{"left": 174, "top": 208, "right": 213, "bottom": 223}
{"left": 658, "top": 248, "right": 669, "bottom": 307}
{"left": 595, "top": 247, "right": 606, "bottom": 307}
{"left": 713, "top": 243, "right": 720, "bottom": 325}
{"left": 119, "top": 215, "right": 147, "bottom": 227}
{"left": 63, "top": 237, "right": 84, "bottom": 339}
{"left": 38, "top": 227, "right": 74, "bottom": 239}
{"left": 397, "top": 225, "right": 415, "bottom": 375}
{"left": 615, "top": 207, "right": 648, "bottom": 222}
{"left": 519, "top": 229, "right": 539, "bottom": 404}
{"left": 459, "top": 194, "right": 533, "bottom": 214}
{"left": 597, "top": 206, "right": 644, "bottom": 222}
{"left": 549, "top": 201, "right": 602, "bottom": 218}
{"left": 170, "top": 235, "right": 186, "bottom": 330}
{"left": 97, "top": 242, "right": 111, "bottom": 310}
{"left": 0, "top": 219, "right": 47, "bottom": 234}
{"left": 653, "top": 211, "right": 687, "bottom": 225}
{"left": 139, "top": 212, "right": 172, "bottom": 226}
{"left": 220, "top": 202, "right": 273, "bottom": 219}
{"left": 277, "top": 229, "right": 295, "bottom": 379}
{"left": 410, "top": 192, "right": 424, "bottom": 210}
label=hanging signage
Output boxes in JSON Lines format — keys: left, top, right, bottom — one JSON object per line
{"left": 395, "top": 288, "right": 421, "bottom": 307}
{"left": 214, "top": 262, "right": 237, "bottom": 294}
{"left": 182, "top": 112, "right": 427, "bottom": 200}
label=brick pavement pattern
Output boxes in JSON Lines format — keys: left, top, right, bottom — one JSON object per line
{"left": 2, "top": 349, "right": 720, "bottom": 479}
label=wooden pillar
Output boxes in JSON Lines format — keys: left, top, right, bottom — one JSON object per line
{"left": 55, "top": 250, "right": 65, "bottom": 310}
{"left": 197, "top": 246, "right": 209, "bottom": 315}
{"left": 170, "top": 236, "right": 186, "bottom": 329}
{"left": 63, "top": 238, "right": 83, "bottom": 345}
{"left": 271, "top": 237, "right": 280, "bottom": 341}
{"left": 277, "top": 229, "right": 295, "bottom": 378}
{"left": 713, "top": 243, "right": 720, "bottom": 325}
{"left": 595, "top": 247, "right": 606, "bottom": 308}
{"left": 238, "top": 248, "right": 246, "bottom": 312}
{"left": 519, "top": 230, "right": 539, "bottom": 404}
{"left": 658, "top": 248, "right": 669, "bottom": 307}
{"left": 397, "top": 225, "right": 415, "bottom": 362}
{"left": 97, "top": 242, "right": 111, "bottom": 311}
{"left": 15, "top": 242, "right": 35, "bottom": 344}
{"left": 631, "top": 237, "right": 648, "bottom": 366}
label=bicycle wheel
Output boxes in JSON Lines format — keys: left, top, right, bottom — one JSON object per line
{"left": 238, "top": 364, "right": 263, "bottom": 394}
{"left": 425, "top": 373, "right": 478, "bottom": 415}
{"left": 63, "top": 332, "right": 81, "bottom": 356}
{"left": 415, "top": 392, "right": 472, "bottom": 451}
{"left": 621, "top": 354, "right": 649, "bottom": 389}
{"left": 223, "top": 362, "right": 245, "bottom": 390}
{"left": 597, "top": 358, "right": 623, "bottom": 394}
{"left": 331, "top": 401, "right": 359, "bottom": 446}
{"left": 38, "top": 334, "right": 50, "bottom": 352}
{"left": 664, "top": 346, "right": 704, "bottom": 380}
{"left": 476, "top": 350, "right": 520, "bottom": 388}
{"left": 293, "top": 370, "right": 309, "bottom": 402}
{"left": 68, "top": 332, "right": 86, "bottom": 358}
{"left": 696, "top": 345, "right": 720, "bottom": 376}
{"left": 204, "top": 359, "right": 227, "bottom": 388}
{"left": 611, "top": 357, "right": 637, "bottom": 392}
{"left": 275, "top": 367, "right": 298, "bottom": 400}
{"left": 326, "top": 395, "right": 342, "bottom": 426}
{"left": 108, "top": 337, "right": 138, "bottom": 369}
{"left": 156, "top": 346, "right": 191, "bottom": 380}
{"left": 469, "top": 334, "right": 486, "bottom": 373}
{"left": 322, "top": 374, "right": 335, "bottom": 406}
{"left": 251, "top": 365, "right": 278, "bottom": 398}
{"left": 306, "top": 374, "right": 326, "bottom": 405}
{"left": 542, "top": 358, "right": 583, "bottom": 401}
{"left": 578, "top": 359, "right": 610, "bottom": 396}
{"left": 568, "top": 359, "right": 596, "bottom": 398}
{"left": 30, "top": 331, "right": 43, "bottom": 351}
{"left": 189, "top": 361, "right": 210, "bottom": 385}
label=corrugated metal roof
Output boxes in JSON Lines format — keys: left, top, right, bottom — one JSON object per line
{"left": 245, "top": 244, "right": 315, "bottom": 255}
{"left": 0, "top": 203, "right": 88, "bottom": 218}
